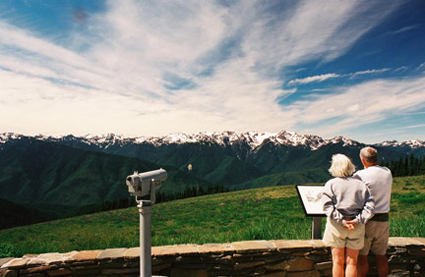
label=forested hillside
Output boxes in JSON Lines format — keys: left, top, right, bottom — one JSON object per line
{"left": 1, "top": 132, "right": 424, "bottom": 229}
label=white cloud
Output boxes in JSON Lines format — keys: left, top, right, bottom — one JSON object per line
{"left": 92, "top": 1, "right": 229, "bottom": 65}
{"left": 291, "top": 75, "right": 425, "bottom": 137}
{"left": 288, "top": 68, "right": 390, "bottom": 85}
{"left": 349, "top": 68, "right": 391, "bottom": 78}
{"left": 404, "top": 111, "right": 425, "bottom": 115}
{"left": 394, "top": 66, "right": 408, "bottom": 72}
{"left": 242, "top": 0, "right": 400, "bottom": 69}
{"left": 0, "top": 21, "right": 100, "bottom": 74}
{"left": 348, "top": 104, "right": 360, "bottom": 112}
{"left": 416, "top": 62, "right": 425, "bottom": 70}
{"left": 392, "top": 25, "right": 419, "bottom": 35}
{"left": 404, "top": 124, "right": 425, "bottom": 129}
{"left": 0, "top": 69, "right": 164, "bottom": 136}
{"left": 288, "top": 73, "right": 340, "bottom": 85}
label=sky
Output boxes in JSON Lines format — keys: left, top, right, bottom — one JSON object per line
{"left": 0, "top": 0, "right": 424, "bottom": 144}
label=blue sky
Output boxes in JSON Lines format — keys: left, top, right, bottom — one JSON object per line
{"left": 0, "top": 0, "right": 424, "bottom": 143}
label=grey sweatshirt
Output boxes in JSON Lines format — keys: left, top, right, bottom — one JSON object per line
{"left": 322, "top": 177, "right": 375, "bottom": 225}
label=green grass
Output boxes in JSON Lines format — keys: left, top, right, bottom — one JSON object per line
{"left": 1, "top": 175, "right": 424, "bottom": 258}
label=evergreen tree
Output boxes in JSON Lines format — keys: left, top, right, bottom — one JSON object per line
{"left": 404, "top": 156, "right": 409, "bottom": 176}
{"left": 386, "top": 154, "right": 425, "bottom": 177}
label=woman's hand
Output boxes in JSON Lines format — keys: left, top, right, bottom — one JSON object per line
{"left": 343, "top": 220, "right": 357, "bottom": 231}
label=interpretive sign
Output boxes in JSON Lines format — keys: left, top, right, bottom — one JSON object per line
{"left": 295, "top": 185, "right": 326, "bottom": 216}
{"left": 295, "top": 185, "right": 326, "bottom": 239}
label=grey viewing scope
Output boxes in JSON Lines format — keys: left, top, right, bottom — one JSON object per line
{"left": 126, "top": 169, "right": 167, "bottom": 197}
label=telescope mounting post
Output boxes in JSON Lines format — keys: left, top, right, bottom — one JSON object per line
{"left": 136, "top": 180, "right": 156, "bottom": 277}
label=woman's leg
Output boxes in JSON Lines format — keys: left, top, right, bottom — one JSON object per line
{"left": 331, "top": 247, "right": 345, "bottom": 277}
{"left": 345, "top": 247, "right": 359, "bottom": 277}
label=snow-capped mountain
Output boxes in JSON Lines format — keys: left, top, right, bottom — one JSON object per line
{"left": 378, "top": 139, "right": 425, "bottom": 149}
{"left": 2, "top": 130, "right": 424, "bottom": 152}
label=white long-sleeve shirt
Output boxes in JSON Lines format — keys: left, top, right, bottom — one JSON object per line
{"left": 354, "top": 165, "right": 392, "bottom": 213}
{"left": 322, "top": 177, "right": 375, "bottom": 225}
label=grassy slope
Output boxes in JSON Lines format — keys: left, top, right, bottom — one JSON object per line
{"left": 0, "top": 175, "right": 424, "bottom": 257}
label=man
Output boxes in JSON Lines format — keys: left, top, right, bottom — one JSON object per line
{"left": 354, "top": 146, "right": 392, "bottom": 277}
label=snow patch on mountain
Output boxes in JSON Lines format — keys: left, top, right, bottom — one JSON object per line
{"left": 329, "top": 135, "right": 361, "bottom": 147}
{"left": 0, "top": 132, "right": 21, "bottom": 144}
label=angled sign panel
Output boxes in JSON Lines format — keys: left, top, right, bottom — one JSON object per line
{"left": 296, "top": 185, "right": 326, "bottom": 217}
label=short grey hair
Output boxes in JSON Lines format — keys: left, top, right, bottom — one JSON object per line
{"left": 360, "top": 146, "right": 378, "bottom": 164}
{"left": 329, "top": 154, "right": 356, "bottom": 178}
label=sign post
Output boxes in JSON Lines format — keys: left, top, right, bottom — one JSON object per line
{"left": 311, "top": 217, "right": 322, "bottom": 240}
{"left": 295, "top": 185, "right": 325, "bottom": 240}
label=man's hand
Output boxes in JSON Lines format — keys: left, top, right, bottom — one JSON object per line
{"left": 343, "top": 220, "right": 357, "bottom": 231}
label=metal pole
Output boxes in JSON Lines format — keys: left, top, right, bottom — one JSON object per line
{"left": 138, "top": 201, "right": 153, "bottom": 277}
{"left": 311, "top": 217, "right": 322, "bottom": 239}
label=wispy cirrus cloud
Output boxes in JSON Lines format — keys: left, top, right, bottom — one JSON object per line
{"left": 416, "top": 62, "right": 425, "bottom": 71}
{"left": 349, "top": 68, "right": 391, "bottom": 78}
{"left": 394, "top": 66, "right": 408, "bottom": 72}
{"left": 291, "top": 75, "right": 425, "bottom": 137}
{"left": 404, "top": 124, "right": 425, "bottom": 129}
{"left": 240, "top": 0, "right": 401, "bottom": 73}
{"left": 288, "top": 68, "right": 391, "bottom": 85}
{"left": 391, "top": 24, "right": 419, "bottom": 35}
{"left": 288, "top": 73, "right": 341, "bottom": 85}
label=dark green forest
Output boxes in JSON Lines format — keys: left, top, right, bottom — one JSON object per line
{"left": 381, "top": 154, "right": 425, "bottom": 177}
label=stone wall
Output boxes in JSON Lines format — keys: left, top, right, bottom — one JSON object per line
{"left": 1, "top": 237, "right": 424, "bottom": 276}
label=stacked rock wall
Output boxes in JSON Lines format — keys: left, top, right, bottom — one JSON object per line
{"left": 1, "top": 237, "right": 424, "bottom": 276}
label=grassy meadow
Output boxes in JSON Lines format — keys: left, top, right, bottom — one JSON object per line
{"left": 1, "top": 175, "right": 424, "bottom": 258}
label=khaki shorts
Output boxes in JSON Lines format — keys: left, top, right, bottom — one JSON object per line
{"left": 359, "top": 220, "right": 389, "bottom": 255}
{"left": 323, "top": 218, "right": 365, "bottom": 250}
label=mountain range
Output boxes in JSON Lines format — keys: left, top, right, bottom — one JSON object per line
{"left": 1, "top": 131, "right": 424, "bottom": 228}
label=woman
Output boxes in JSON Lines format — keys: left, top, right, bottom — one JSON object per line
{"left": 322, "top": 154, "right": 375, "bottom": 277}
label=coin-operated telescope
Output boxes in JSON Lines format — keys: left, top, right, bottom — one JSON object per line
{"left": 126, "top": 169, "right": 167, "bottom": 201}
{"left": 126, "top": 169, "right": 167, "bottom": 277}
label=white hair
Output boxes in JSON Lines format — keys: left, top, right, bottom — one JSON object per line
{"left": 328, "top": 154, "right": 356, "bottom": 178}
